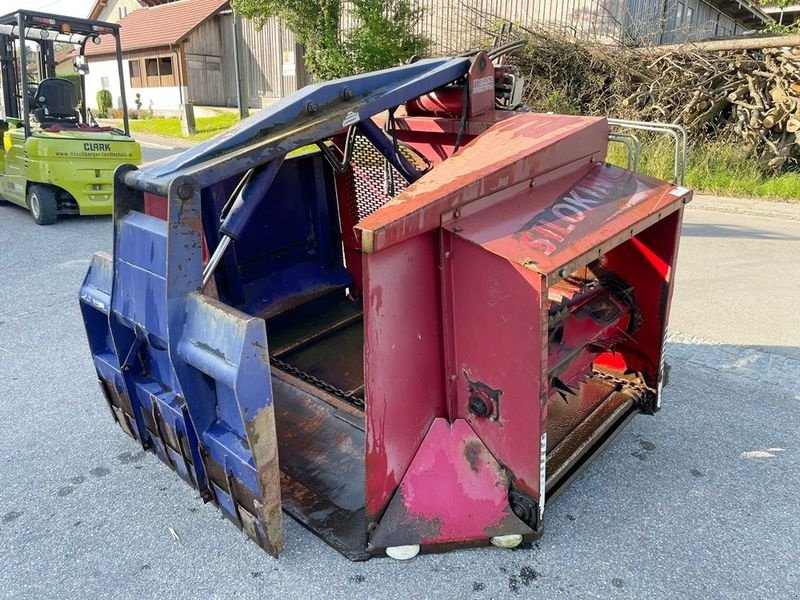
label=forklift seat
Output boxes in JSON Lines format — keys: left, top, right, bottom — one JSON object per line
{"left": 33, "top": 78, "right": 79, "bottom": 125}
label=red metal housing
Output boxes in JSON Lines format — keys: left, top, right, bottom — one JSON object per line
{"left": 356, "top": 112, "right": 688, "bottom": 550}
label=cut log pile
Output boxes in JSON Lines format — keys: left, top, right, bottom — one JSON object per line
{"left": 498, "top": 29, "right": 800, "bottom": 170}
{"left": 623, "top": 47, "right": 800, "bottom": 169}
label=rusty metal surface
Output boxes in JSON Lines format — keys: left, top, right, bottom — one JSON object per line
{"left": 275, "top": 320, "right": 364, "bottom": 398}
{"left": 546, "top": 376, "right": 620, "bottom": 452}
{"left": 268, "top": 298, "right": 363, "bottom": 357}
{"left": 271, "top": 376, "right": 368, "bottom": 560}
{"left": 545, "top": 384, "right": 639, "bottom": 505}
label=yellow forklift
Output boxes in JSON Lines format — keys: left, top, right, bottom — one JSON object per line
{"left": 0, "top": 10, "right": 141, "bottom": 224}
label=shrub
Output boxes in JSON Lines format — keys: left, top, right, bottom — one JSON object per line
{"left": 96, "top": 89, "right": 112, "bottom": 118}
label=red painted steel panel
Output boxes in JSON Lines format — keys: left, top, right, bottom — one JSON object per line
{"left": 357, "top": 113, "right": 608, "bottom": 254}
{"left": 446, "top": 234, "right": 546, "bottom": 500}
{"left": 144, "top": 192, "right": 167, "bottom": 220}
{"left": 369, "top": 418, "right": 532, "bottom": 549}
{"left": 595, "top": 210, "right": 684, "bottom": 384}
{"left": 447, "top": 163, "right": 690, "bottom": 281}
{"left": 362, "top": 233, "right": 447, "bottom": 521}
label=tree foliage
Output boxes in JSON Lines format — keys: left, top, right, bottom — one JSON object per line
{"left": 756, "top": 0, "right": 800, "bottom": 33}
{"left": 231, "top": 0, "right": 430, "bottom": 80}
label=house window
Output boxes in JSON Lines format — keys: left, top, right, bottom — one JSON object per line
{"left": 207, "top": 57, "right": 221, "bottom": 72}
{"left": 117, "top": 6, "right": 127, "bottom": 19}
{"left": 686, "top": 6, "right": 694, "bottom": 25}
{"left": 676, "top": 2, "right": 685, "bottom": 27}
{"left": 134, "top": 56, "right": 176, "bottom": 88}
{"left": 145, "top": 58, "right": 159, "bottom": 87}
{"left": 158, "top": 57, "right": 174, "bottom": 85}
{"left": 129, "top": 60, "right": 142, "bottom": 87}
{"left": 715, "top": 15, "right": 731, "bottom": 37}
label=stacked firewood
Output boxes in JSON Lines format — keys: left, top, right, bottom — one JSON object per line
{"left": 621, "top": 47, "right": 800, "bottom": 169}
{"left": 495, "top": 27, "right": 800, "bottom": 170}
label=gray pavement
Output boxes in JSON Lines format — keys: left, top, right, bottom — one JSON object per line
{"left": 137, "top": 141, "right": 186, "bottom": 163}
{"left": 0, "top": 182, "right": 798, "bottom": 599}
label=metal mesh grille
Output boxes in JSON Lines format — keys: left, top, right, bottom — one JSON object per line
{"left": 344, "top": 133, "right": 424, "bottom": 223}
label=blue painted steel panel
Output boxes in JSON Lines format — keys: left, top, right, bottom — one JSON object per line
{"left": 123, "top": 57, "right": 471, "bottom": 193}
{"left": 79, "top": 57, "right": 480, "bottom": 557}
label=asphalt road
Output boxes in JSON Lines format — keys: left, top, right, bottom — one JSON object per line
{"left": 0, "top": 162, "right": 798, "bottom": 599}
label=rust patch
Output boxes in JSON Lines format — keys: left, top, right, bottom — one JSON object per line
{"left": 464, "top": 440, "right": 482, "bottom": 473}
{"left": 369, "top": 487, "right": 442, "bottom": 549}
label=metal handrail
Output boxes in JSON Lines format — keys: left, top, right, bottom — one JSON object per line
{"left": 608, "top": 119, "right": 687, "bottom": 186}
{"left": 608, "top": 132, "right": 641, "bottom": 172}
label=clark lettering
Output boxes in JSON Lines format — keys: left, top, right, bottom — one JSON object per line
{"left": 83, "top": 142, "right": 111, "bottom": 151}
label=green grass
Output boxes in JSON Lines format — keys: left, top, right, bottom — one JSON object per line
{"left": 607, "top": 140, "right": 800, "bottom": 201}
{"left": 129, "top": 113, "right": 240, "bottom": 141}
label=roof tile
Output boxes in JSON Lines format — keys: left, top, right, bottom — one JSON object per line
{"left": 85, "top": 0, "right": 229, "bottom": 57}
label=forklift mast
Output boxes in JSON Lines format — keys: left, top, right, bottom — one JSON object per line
{"left": 0, "top": 10, "right": 128, "bottom": 135}
{"left": 0, "top": 34, "right": 58, "bottom": 120}
{"left": 0, "top": 32, "right": 18, "bottom": 119}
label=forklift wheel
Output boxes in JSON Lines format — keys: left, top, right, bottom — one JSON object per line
{"left": 28, "top": 185, "right": 58, "bottom": 225}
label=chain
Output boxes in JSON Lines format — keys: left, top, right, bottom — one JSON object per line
{"left": 270, "top": 362, "right": 651, "bottom": 414}
{"left": 270, "top": 357, "right": 366, "bottom": 411}
{"left": 591, "top": 370, "right": 655, "bottom": 396}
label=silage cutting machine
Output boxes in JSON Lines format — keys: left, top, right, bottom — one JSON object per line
{"left": 79, "top": 52, "right": 690, "bottom": 560}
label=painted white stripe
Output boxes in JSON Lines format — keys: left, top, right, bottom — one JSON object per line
{"left": 538, "top": 432, "right": 547, "bottom": 522}
{"left": 137, "top": 140, "right": 177, "bottom": 150}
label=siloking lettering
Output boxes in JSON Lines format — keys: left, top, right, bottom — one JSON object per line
{"left": 515, "top": 184, "right": 603, "bottom": 256}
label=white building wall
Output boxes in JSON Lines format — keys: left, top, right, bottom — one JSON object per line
{"left": 94, "top": 0, "right": 145, "bottom": 23}
{"left": 84, "top": 57, "right": 182, "bottom": 114}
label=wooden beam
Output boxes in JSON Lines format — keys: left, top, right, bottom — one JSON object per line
{"left": 643, "top": 34, "right": 800, "bottom": 52}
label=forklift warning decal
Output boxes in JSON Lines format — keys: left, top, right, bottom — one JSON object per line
{"left": 513, "top": 167, "right": 659, "bottom": 257}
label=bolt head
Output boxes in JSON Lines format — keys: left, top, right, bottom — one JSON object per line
{"left": 469, "top": 395, "right": 490, "bottom": 418}
{"left": 177, "top": 183, "right": 194, "bottom": 200}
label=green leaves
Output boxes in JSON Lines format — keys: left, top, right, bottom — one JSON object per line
{"left": 231, "top": 0, "right": 429, "bottom": 81}
{"left": 96, "top": 89, "right": 112, "bottom": 118}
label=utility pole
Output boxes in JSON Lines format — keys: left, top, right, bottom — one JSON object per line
{"left": 232, "top": 13, "right": 248, "bottom": 120}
